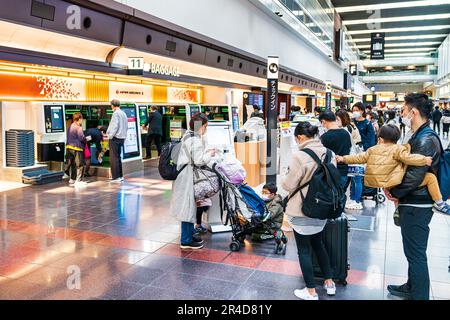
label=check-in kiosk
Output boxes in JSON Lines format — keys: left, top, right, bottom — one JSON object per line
{"left": 37, "top": 102, "right": 143, "bottom": 177}
{"left": 279, "top": 115, "right": 320, "bottom": 175}
{"left": 36, "top": 103, "right": 66, "bottom": 163}
{"left": 197, "top": 104, "right": 240, "bottom": 155}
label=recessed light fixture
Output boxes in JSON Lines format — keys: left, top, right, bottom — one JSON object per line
{"left": 336, "top": 0, "right": 450, "bottom": 13}
{"left": 348, "top": 25, "right": 450, "bottom": 35}
{"left": 385, "top": 66, "right": 394, "bottom": 70}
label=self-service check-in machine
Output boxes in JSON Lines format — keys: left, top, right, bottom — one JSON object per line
{"left": 279, "top": 115, "right": 320, "bottom": 175}
{"left": 35, "top": 102, "right": 142, "bottom": 176}
{"left": 35, "top": 103, "right": 66, "bottom": 164}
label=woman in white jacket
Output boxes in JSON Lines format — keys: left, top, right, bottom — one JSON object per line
{"left": 281, "top": 121, "right": 336, "bottom": 300}
{"left": 170, "top": 113, "right": 216, "bottom": 249}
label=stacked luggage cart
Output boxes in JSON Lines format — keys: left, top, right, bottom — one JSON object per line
{"left": 5, "top": 129, "right": 35, "bottom": 167}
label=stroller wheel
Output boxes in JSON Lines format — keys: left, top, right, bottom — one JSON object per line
{"left": 230, "top": 241, "right": 241, "bottom": 252}
{"left": 377, "top": 194, "right": 386, "bottom": 204}
{"left": 282, "top": 243, "right": 287, "bottom": 255}
{"left": 281, "top": 235, "right": 288, "bottom": 244}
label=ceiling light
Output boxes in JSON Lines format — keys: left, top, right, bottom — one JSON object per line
{"left": 292, "top": 10, "right": 304, "bottom": 16}
{"left": 344, "top": 13, "right": 450, "bottom": 26}
{"left": 358, "top": 42, "right": 441, "bottom": 49}
{"left": 407, "top": 65, "right": 416, "bottom": 69}
{"left": 385, "top": 66, "right": 394, "bottom": 70}
{"left": 363, "top": 47, "right": 436, "bottom": 53}
{"left": 352, "top": 34, "right": 448, "bottom": 42}
{"left": 348, "top": 25, "right": 450, "bottom": 35}
{"left": 383, "top": 52, "right": 432, "bottom": 57}
{"left": 336, "top": 0, "right": 450, "bottom": 13}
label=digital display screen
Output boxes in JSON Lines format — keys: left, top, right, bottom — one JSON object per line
{"left": 190, "top": 105, "right": 200, "bottom": 116}
{"left": 44, "top": 105, "right": 64, "bottom": 133}
{"left": 139, "top": 106, "right": 148, "bottom": 125}
{"left": 206, "top": 125, "right": 232, "bottom": 148}
{"left": 121, "top": 106, "right": 140, "bottom": 159}
{"left": 231, "top": 107, "right": 239, "bottom": 132}
{"left": 248, "top": 93, "right": 264, "bottom": 109}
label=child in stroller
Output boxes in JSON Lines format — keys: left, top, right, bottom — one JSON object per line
{"left": 251, "top": 183, "right": 285, "bottom": 242}
{"left": 214, "top": 163, "right": 288, "bottom": 254}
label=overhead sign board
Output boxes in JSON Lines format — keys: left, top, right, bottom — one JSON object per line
{"left": 370, "top": 33, "right": 385, "bottom": 60}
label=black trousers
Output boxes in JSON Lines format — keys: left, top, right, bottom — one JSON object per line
{"left": 398, "top": 205, "right": 433, "bottom": 300}
{"left": 443, "top": 123, "right": 450, "bottom": 135}
{"left": 196, "top": 206, "right": 209, "bottom": 225}
{"left": 293, "top": 229, "right": 333, "bottom": 288}
{"left": 146, "top": 133, "right": 162, "bottom": 157}
{"left": 109, "top": 138, "right": 124, "bottom": 179}
{"left": 64, "top": 149, "right": 84, "bottom": 182}
{"left": 433, "top": 121, "right": 440, "bottom": 134}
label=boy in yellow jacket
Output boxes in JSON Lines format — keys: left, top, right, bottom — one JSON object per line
{"left": 337, "top": 124, "right": 450, "bottom": 214}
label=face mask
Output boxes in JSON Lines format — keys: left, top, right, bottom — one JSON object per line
{"left": 352, "top": 112, "right": 361, "bottom": 119}
{"left": 261, "top": 195, "right": 272, "bottom": 202}
{"left": 402, "top": 113, "right": 412, "bottom": 128}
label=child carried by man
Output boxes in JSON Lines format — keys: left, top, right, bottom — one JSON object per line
{"left": 337, "top": 124, "right": 450, "bottom": 215}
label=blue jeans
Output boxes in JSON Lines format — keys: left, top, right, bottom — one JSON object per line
{"left": 350, "top": 176, "right": 363, "bottom": 203}
{"left": 181, "top": 222, "right": 195, "bottom": 245}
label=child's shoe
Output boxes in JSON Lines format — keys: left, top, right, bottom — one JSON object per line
{"left": 433, "top": 202, "right": 450, "bottom": 215}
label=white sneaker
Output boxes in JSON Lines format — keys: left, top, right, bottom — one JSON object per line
{"left": 63, "top": 174, "right": 70, "bottom": 180}
{"left": 353, "top": 202, "right": 363, "bottom": 210}
{"left": 294, "top": 288, "right": 318, "bottom": 300}
{"left": 345, "top": 200, "right": 356, "bottom": 210}
{"left": 324, "top": 282, "right": 336, "bottom": 296}
{"left": 69, "top": 179, "right": 75, "bottom": 185}
{"left": 119, "top": 177, "right": 124, "bottom": 182}
{"left": 110, "top": 178, "right": 123, "bottom": 183}
{"left": 74, "top": 181, "right": 88, "bottom": 187}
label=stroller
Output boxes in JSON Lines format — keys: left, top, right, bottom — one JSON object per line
{"left": 362, "top": 186, "right": 386, "bottom": 205}
{"left": 348, "top": 164, "right": 386, "bottom": 206}
{"left": 213, "top": 166, "right": 287, "bottom": 254}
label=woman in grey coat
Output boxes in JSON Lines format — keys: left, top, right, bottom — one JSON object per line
{"left": 170, "top": 113, "right": 217, "bottom": 249}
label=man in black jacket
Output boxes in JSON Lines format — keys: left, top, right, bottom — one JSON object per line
{"left": 386, "top": 93, "right": 442, "bottom": 300}
{"left": 431, "top": 105, "right": 442, "bottom": 134}
{"left": 142, "top": 106, "right": 163, "bottom": 158}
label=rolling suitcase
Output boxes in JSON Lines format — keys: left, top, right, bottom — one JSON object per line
{"left": 313, "top": 215, "right": 350, "bottom": 285}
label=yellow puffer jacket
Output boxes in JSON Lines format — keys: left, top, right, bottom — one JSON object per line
{"left": 343, "top": 143, "right": 428, "bottom": 188}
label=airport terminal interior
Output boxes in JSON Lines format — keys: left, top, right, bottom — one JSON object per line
{"left": 0, "top": 0, "right": 450, "bottom": 301}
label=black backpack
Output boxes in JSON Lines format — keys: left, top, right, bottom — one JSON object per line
{"left": 285, "top": 148, "right": 345, "bottom": 220}
{"left": 158, "top": 132, "right": 194, "bottom": 180}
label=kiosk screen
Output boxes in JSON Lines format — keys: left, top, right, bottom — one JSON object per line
{"left": 44, "top": 105, "right": 64, "bottom": 133}
{"left": 207, "top": 125, "right": 231, "bottom": 148}
{"left": 139, "top": 106, "right": 148, "bottom": 126}
{"left": 231, "top": 106, "right": 239, "bottom": 132}
{"left": 121, "top": 105, "right": 140, "bottom": 159}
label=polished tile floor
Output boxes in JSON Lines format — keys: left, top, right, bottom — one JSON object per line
{"left": 0, "top": 166, "right": 449, "bottom": 300}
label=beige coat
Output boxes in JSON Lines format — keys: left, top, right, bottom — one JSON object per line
{"left": 343, "top": 143, "right": 428, "bottom": 188}
{"left": 281, "top": 139, "right": 337, "bottom": 218}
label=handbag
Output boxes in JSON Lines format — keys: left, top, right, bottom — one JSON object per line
{"left": 84, "top": 144, "right": 91, "bottom": 159}
{"left": 193, "top": 166, "right": 220, "bottom": 201}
